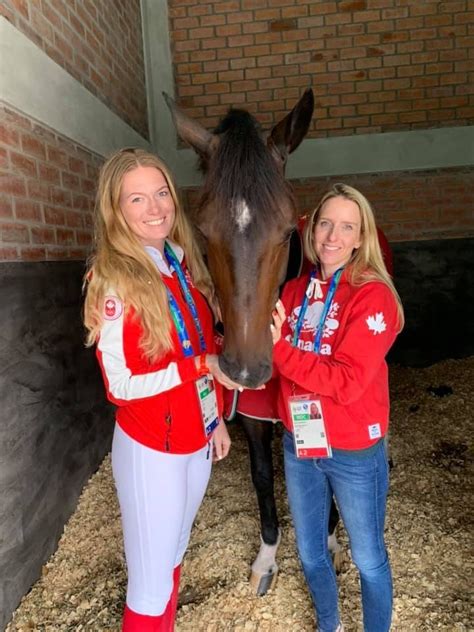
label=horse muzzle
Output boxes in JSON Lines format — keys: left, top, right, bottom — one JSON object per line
{"left": 218, "top": 354, "right": 272, "bottom": 389}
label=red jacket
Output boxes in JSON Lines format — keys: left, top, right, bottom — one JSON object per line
{"left": 96, "top": 248, "right": 222, "bottom": 454}
{"left": 230, "top": 226, "right": 394, "bottom": 421}
{"left": 273, "top": 269, "right": 399, "bottom": 450}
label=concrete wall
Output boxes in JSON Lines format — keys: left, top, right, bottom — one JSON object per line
{"left": 0, "top": 261, "right": 113, "bottom": 631}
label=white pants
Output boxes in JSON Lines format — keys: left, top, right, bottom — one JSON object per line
{"left": 111, "top": 423, "right": 212, "bottom": 615}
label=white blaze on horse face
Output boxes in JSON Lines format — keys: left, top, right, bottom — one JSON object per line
{"left": 243, "top": 315, "right": 249, "bottom": 339}
{"left": 235, "top": 198, "right": 252, "bottom": 232}
{"left": 239, "top": 319, "right": 250, "bottom": 382}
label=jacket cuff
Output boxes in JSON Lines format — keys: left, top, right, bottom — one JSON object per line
{"left": 273, "top": 338, "right": 290, "bottom": 367}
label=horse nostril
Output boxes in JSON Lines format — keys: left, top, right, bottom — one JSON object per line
{"left": 218, "top": 355, "right": 240, "bottom": 383}
{"left": 257, "top": 362, "right": 272, "bottom": 386}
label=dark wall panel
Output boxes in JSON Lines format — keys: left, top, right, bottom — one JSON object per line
{"left": 390, "top": 238, "right": 474, "bottom": 366}
{"left": 0, "top": 261, "right": 113, "bottom": 631}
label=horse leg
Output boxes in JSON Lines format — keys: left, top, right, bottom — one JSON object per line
{"left": 240, "top": 414, "right": 281, "bottom": 595}
{"left": 240, "top": 414, "right": 279, "bottom": 544}
{"left": 328, "top": 497, "right": 343, "bottom": 574}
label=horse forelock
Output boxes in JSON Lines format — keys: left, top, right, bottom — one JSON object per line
{"left": 199, "top": 109, "right": 294, "bottom": 234}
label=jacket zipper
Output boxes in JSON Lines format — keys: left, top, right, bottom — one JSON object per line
{"left": 165, "top": 414, "right": 172, "bottom": 452}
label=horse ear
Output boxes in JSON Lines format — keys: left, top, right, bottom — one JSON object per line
{"left": 162, "top": 92, "right": 214, "bottom": 159}
{"left": 268, "top": 88, "right": 314, "bottom": 163}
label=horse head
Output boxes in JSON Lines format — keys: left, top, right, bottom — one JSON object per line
{"left": 164, "top": 90, "right": 314, "bottom": 388}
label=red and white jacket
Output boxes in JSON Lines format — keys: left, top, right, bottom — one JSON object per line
{"left": 273, "top": 268, "right": 399, "bottom": 450}
{"left": 96, "top": 243, "right": 223, "bottom": 454}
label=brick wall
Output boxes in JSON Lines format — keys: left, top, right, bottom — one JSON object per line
{"left": 1, "top": 0, "right": 148, "bottom": 138}
{"left": 0, "top": 104, "right": 102, "bottom": 262}
{"left": 181, "top": 166, "right": 474, "bottom": 242}
{"left": 169, "top": 0, "right": 473, "bottom": 136}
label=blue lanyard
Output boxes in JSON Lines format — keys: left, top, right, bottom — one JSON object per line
{"left": 164, "top": 243, "right": 207, "bottom": 357}
{"left": 292, "top": 267, "right": 343, "bottom": 354}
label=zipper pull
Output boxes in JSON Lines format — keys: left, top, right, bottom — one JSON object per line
{"left": 314, "top": 278, "right": 324, "bottom": 299}
{"left": 306, "top": 277, "right": 316, "bottom": 299}
{"left": 306, "top": 277, "right": 324, "bottom": 300}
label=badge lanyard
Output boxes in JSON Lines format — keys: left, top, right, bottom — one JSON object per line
{"left": 292, "top": 267, "right": 344, "bottom": 354}
{"left": 164, "top": 243, "right": 219, "bottom": 442}
{"left": 164, "top": 243, "right": 207, "bottom": 358}
{"left": 288, "top": 267, "right": 343, "bottom": 459}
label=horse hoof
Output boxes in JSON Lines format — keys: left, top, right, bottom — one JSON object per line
{"left": 249, "top": 564, "right": 278, "bottom": 596}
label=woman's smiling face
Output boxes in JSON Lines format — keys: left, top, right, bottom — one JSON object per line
{"left": 313, "top": 195, "right": 362, "bottom": 279}
{"left": 120, "top": 165, "right": 176, "bottom": 253}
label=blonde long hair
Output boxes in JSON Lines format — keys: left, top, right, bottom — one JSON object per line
{"left": 83, "top": 148, "right": 216, "bottom": 359}
{"left": 303, "top": 183, "right": 404, "bottom": 330}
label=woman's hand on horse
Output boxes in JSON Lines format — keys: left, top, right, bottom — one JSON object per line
{"left": 205, "top": 354, "right": 246, "bottom": 390}
{"left": 271, "top": 300, "right": 286, "bottom": 345}
{"left": 212, "top": 420, "right": 231, "bottom": 462}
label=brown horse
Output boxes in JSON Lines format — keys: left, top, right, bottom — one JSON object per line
{"left": 163, "top": 90, "right": 342, "bottom": 595}
{"left": 163, "top": 90, "right": 314, "bottom": 389}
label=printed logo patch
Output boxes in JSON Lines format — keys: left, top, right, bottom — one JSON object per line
{"left": 289, "top": 301, "right": 340, "bottom": 339}
{"left": 368, "top": 423, "right": 382, "bottom": 440}
{"left": 366, "top": 312, "right": 386, "bottom": 335}
{"left": 104, "top": 296, "right": 123, "bottom": 321}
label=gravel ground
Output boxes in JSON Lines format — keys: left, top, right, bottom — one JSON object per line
{"left": 6, "top": 357, "right": 473, "bottom": 632}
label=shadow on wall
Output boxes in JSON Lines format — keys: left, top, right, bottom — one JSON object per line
{"left": 0, "top": 261, "right": 114, "bottom": 631}
{"left": 389, "top": 238, "right": 474, "bottom": 367}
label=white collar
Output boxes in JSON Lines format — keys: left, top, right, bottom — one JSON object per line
{"left": 145, "top": 240, "right": 184, "bottom": 277}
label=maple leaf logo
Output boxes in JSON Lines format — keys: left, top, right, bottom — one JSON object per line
{"left": 366, "top": 312, "right": 386, "bottom": 335}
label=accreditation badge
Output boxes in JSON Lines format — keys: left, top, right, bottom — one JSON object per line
{"left": 196, "top": 375, "right": 220, "bottom": 437}
{"left": 288, "top": 394, "right": 332, "bottom": 459}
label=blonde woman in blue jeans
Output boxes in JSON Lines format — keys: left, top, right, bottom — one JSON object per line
{"left": 271, "top": 184, "right": 404, "bottom": 631}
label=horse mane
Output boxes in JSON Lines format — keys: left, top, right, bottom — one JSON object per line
{"left": 199, "top": 109, "right": 293, "bottom": 231}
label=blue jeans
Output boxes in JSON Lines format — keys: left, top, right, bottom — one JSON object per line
{"left": 283, "top": 431, "right": 392, "bottom": 632}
